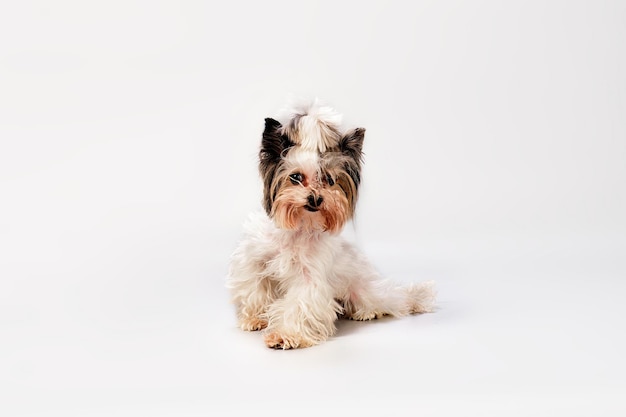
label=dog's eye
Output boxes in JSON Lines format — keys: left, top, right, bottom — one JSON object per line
{"left": 289, "top": 173, "right": 303, "bottom": 184}
{"left": 326, "top": 174, "right": 335, "bottom": 186}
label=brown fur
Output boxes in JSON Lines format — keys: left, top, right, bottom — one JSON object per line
{"left": 258, "top": 118, "right": 365, "bottom": 233}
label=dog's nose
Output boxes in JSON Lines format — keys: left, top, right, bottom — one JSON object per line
{"left": 307, "top": 194, "right": 323, "bottom": 207}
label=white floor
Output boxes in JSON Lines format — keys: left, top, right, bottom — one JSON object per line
{"left": 3, "top": 227, "right": 625, "bottom": 416}
{"left": 2, "top": 1, "right": 625, "bottom": 415}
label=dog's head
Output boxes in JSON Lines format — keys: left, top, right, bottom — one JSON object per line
{"left": 259, "top": 101, "right": 365, "bottom": 233}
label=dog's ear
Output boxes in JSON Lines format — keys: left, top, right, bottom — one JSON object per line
{"left": 339, "top": 127, "right": 365, "bottom": 163}
{"left": 337, "top": 128, "right": 365, "bottom": 195}
{"left": 260, "top": 118, "right": 292, "bottom": 164}
{"left": 259, "top": 118, "right": 293, "bottom": 215}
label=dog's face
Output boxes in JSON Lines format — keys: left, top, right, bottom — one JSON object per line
{"left": 259, "top": 116, "right": 365, "bottom": 233}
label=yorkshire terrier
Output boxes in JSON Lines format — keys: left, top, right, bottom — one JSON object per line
{"left": 227, "top": 99, "right": 436, "bottom": 349}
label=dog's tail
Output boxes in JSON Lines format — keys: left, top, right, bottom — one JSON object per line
{"left": 404, "top": 280, "right": 437, "bottom": 314}
{"left": 344, "top": 279, "right": 436, "bottom": 320}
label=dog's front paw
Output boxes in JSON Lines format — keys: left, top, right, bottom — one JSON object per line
{"left": 264, "top": 331, "right": 314, "bottom": 350}
{"left": 239, "top": 316, "right": 268, "bottom": 331}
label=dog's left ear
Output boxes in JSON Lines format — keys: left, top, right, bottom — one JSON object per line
{"left": 336, "top": 128, "right": 366, "bottom": 209}
{"left": 339, "top": 128, "right": 365, "bottom": 163}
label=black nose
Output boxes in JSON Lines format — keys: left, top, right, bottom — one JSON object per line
{"left": 307, "top": 194, "right": 323, "bottom": 207}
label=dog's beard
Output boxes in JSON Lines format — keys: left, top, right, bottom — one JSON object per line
{"left": 271, "top": 186, "right": 350, "bottom": 234}
{"left": 259, "top": 103, "right": 365, "bottom": 234}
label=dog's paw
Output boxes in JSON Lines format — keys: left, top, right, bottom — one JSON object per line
{"left": 263, "top": 331, "right": 314, "bottom": 350}
{"left": 239, "top": 317, "right": 268, "bottom": 331}
{"left": 348, "top": 311, "right": 385, "bottom": 321}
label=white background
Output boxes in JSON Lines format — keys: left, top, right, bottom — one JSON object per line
{"left": 1, "top": 1, "right": 625, "bottom": 416}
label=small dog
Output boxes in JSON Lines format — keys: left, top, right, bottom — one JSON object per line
{"left": 227, "top": 99, "right": 435, "bottom": 349}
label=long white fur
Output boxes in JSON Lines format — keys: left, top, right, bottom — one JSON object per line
{"left": 228, "top": 212, "right": 436, "bottom": 349}
{"left": 278, "top": 97, "right": 343, "bottom": 152}
{"left": 227, "top": 100, "right": 436, "bottom": 349}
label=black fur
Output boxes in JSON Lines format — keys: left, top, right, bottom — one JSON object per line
{"left": 259, "top": 118, "right": 293, "bottom": 214}
{"left": 339, "top": 128, "right": 365, "bottom": 187}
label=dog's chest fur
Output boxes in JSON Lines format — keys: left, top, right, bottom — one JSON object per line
{"left": 263, "top": 228, "right": 339, "bottom": 285}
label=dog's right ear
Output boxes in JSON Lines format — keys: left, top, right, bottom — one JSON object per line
{"left": 259, "top": 118, "right": 293, "bottom": 215}
{"left": 260, "top": 118, "right": 292, "bottom": 164}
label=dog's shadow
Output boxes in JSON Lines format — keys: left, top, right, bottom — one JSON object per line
{"left": 334, "top": 315, "right": 396, "bottom": 338}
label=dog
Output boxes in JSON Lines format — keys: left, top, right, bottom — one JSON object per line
{"left": 227, "top": 99, "right": 435, "bottom": 349}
